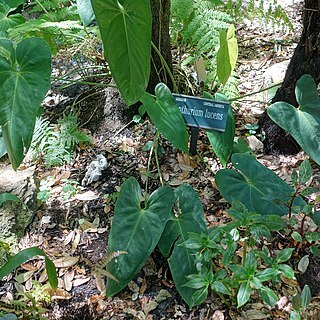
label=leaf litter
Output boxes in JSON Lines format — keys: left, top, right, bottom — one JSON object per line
{"left": 2, "top": 1, "right": 320, "bottom": 319}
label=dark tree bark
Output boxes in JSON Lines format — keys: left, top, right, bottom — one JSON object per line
{"left": 260, "top": 0, "right": 320, "bottom": 154}
{"left": 147, "top": 0, "right": 173, "bottom": 94}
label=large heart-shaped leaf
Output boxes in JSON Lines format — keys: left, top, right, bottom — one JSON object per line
{"left": 215, "top": 153, "right": 305, "bottom": 216}
{"left": 268, "top": 74, "right": 320, "bottom": 165}
{"left": 141, "top": 83, "right": 189, "bottom": 153}
{"left": 158, "top": 184, "right": 207, "bottom": 308}
{"left": 4, "top": 0, "right": 25, "bottom": 8}
{"left": 0, "top": 38, "right": 51, "bottom": 169}
{"left": 106, "top": 177, "right": 174, "bottom": 296}
{"left": 76, "top": 0, "right": 95, "bottom": 26}
{"left": 204, "top": 92, "right": 235, "bottom": 166}
{"left": 217, "top": 24, "right": 238, "bottom": 85}
{"left": 91, "top": 0, "right": 151, "bottom": 105}
{"left": 0, "top": 3, "right": 25, "bottom": 35}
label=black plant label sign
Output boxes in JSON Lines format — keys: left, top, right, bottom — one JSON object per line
{"left": 173, "top": 94, "right": 229, "bottom": 132}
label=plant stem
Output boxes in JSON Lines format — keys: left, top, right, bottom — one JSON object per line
{"left": 151, "top": 42, "right": 178, "bottom": 93}
{"left": 229, "top": 82, "right": 282, "bottom": 102}
{"left": 153, "top": 132, "right": 164, "bottom": 186}
{"left": 242, "top": 228, "right": 249, "bottom": 266}
{"left": 145, "top": 142, "right": 155, "bottom": 202}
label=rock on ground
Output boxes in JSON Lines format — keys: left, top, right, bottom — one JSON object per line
{"left": 0, "top": 165, "right": 38, "bottom": 259}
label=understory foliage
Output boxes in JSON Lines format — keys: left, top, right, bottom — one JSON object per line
{"left": 27, "top": 0, "right": 78, "bottom": 22}
{"left": 1, "top": 0, "right": 319, "bottom": 318}
{"left": 171, "top": 0, "right": 238, "bottom": 96}
{"left": 30, "top": 113, "right": 92, "bottom": 167}
{"left": 225, "top": 0, "right": 292, "bottom": 30}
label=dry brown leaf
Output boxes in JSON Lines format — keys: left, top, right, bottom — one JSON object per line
{"left": 71, "top": 230, "right": 81, "bottom": 253}
{"left": 73, "top": 277, "right": 91, "bottom": 287}
{"left": 94, "top": 273, "right": 106, "bottom": 293}
{"left": 20, "top": 263, "right": 38, "bottom": 272}
{"left": 53, "top": 256, "right": 79, "bottom": 268}
{"left": 169, "top": 178, "right": 183, "bottom": 186}
{"left": 25, "top": 278, "right": 33, "bottom": 291}
{"left": 51, "top": 288, "right": 72, "bottom": 300}
{"left": 79, "top": 218, "right": 97, "bottom": 231}
{"left": 144, "top": 301, "right": 158, "bottom": 315}
{"left": 63, "top": 270, "right": 75, "bottom": 291}
{"left": 75, "top": 191, "right": 99, "bottom": 201}
{"left": 104, "top": 205, "right": 111, "bottom": 214}
{"left": 63, "top": 230, "right": 75, "bottom": 246}
{"left": 38, "top": 269, "right": 48, "bottom": 283}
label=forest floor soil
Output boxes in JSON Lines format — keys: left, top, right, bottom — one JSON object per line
{"left": 1, "top": 1, "right": 320, "bottom": 319}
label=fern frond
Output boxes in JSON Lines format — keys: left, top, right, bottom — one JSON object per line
{"left": 29, "top": 113, "right": 92, "bottom": 167}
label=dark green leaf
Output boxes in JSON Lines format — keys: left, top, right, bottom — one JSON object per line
{"left": 91, "top": 0, "right": 151, "bottom": 105}
{"left": 291, "top": 293, "right": 301, "bottom": 311}
{"left": 229, "top": 265, "right": 248, "bottom": 279}
{"left": 301, "top": 285, "right": 311, "bottom": 308}
{"left": 158, "top": 184, "right": 207, "bottom": 257}
{"left": 301, "top": 187, "right": 318, "bottom": 196}
{"left": 0, "top": 192, "right": 20, "bottom": 206}
{"left": 290, "top": 310, "right": 301, "bottom": 320}
{"left": 263, "top": 215, "right": 285, "bottom": 231}
{"left": 106, "top": 177, "right": 174, "bottom": 296}
{"left": 211, "top": 281, "right": 231, "bottom": 295}
{"left": 192, "top": 287, "right": 208, "bottom": 305}
{"left": 278, "top": 264, "right": 295, "bottom": 279}
{"left": 184, "top": 274, "right": 208, "bottom": 289}
{"left": 305, "top": 231, "right": 320, "bottom": 243}
{"left": 0, "top": 38, "right": 51, "bottom": 169}
{"left": 295, "top": 74, "right": 320, "bottom": 106}
{"left": 221, "top": 241, "right": 236, "bottom": 266}
{"left": 141, "top": 84, "right": 189, "bottom": 153}
{"left": 244, "top": 251, "right": 256, "bottom": 271}
{"left": 291, "top": 231, "right": 302, "bottom": 242}
{"left": 216, "top": 153, "right": 305, "bottom": 216}
{"left": 0, "top": 247, "right": 57, "bottom": 289}
{"left": 256, "top": 268, "right": 280, "bottom": 282}
{"left": 312, "top": 210, "right": 320, "bottom": 227}
{"left": 276, "top": 248, "right": 294, "bottom": 263}
{"left": 161, "top": 184, "right": 207, "bottom": 308}
{"left": 250, "top": 277, "right": 262, "bottom": 289}
{"left": 267, "top": 75, "right": 320, "bottom": 165}
{"left": 298, "top": 159, "right": 312, "bottom": 185}
{"left": 258, "top": 286, "right": 278, "bottom": 306}
{"left": 291, "top": 169, "right": 298, "bottom": 187}
{"left": 310, "top": 245, "right": 320, "bottom": 257}
{"left": 237, "top": 281, "right": 251, "bottom": 308}
{"left": 204, "top": 91, "right": 235, "bottom": 166}
{"left": 0, "top": 3, "right": 25, "bottom": 34}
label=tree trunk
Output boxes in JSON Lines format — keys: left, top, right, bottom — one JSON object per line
{"left": 147, "top": 0, "right": 173, "bottom": 94}
{"left": 260, "top": 0, "right": 320, "bottom": 154}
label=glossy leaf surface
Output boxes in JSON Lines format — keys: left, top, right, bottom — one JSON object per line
{"left": 141, "top": 83, "right": 189, "bottom": 153}
{"left": 268, "top": 74, "right": 320, "bottom": 164}
{"left": 0, "top": 38, "right": 51, "bottom": 169}
{"left": 158, "top": 184, "right": 207, "bottom": 307}
{"left": 91, "top": 0, "right": 151, "bottom": 105}
{"left": 204, "top": 92, "right": 235, "bottom": 166}
{"left": 107, "top": 177, "right": 174, "bottom": 296}
{"left": 215, "top": 153, "right": 305, "bottom": 215}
